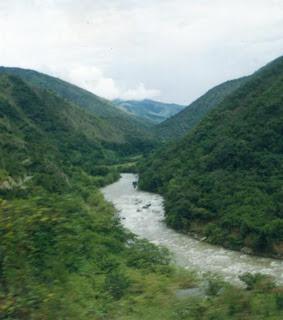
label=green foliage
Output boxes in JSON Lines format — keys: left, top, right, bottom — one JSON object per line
{"left": 0, "top": 74, "right": 150, "bottom": 194}
{"left": 139, "top": 56, "right": 283, "bottom": 256}
{"left": 0, "top": 65, "right": 282, "bottom": 320}
{"left": 155, "top": 76, "right": 249, "bottom": 141}
{"left": 0, "top": 67, "right": 156, "bottom": 147}
{"left": 0, "top": 187, "right": 177, "bottom": 319}
{"left": 125, "top": 239, "right": 171, "bottom": 273}
{"left": 104, "top": 270, "right": 131, "bottom": 300}
{"left": 0, "top": 73, "right": 164, "bottom": 319}
{"left": 239, "top": 273, "right": 275, "bottom": 291}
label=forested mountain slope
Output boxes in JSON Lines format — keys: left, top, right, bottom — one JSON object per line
{"left": 0, "top": 73, "right": 134, "bottom": 190}
{"left": 156, "top": 76, "right": 248, "bottom": 140}
{"left": 113, "top": 99, "right": 185, "bottom": 124}
{"left": 139, "top": 56, "right": 283, "bottom": 257}
{"left": 0, "top": 73, "right": 172, "bottom": 319}
{"left": 0, "top": 72, "right": 282, "bottom": 319}
{"left": 0, "top": 67, "right": 155, "bottom": 147}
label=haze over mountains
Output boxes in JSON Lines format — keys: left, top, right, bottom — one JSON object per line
{"left": 113, "top": 99, "right": 185, "bottom": 124}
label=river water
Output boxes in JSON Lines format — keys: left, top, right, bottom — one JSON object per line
{"left": 101, "top": 173, "right": 283, "bottom": 285}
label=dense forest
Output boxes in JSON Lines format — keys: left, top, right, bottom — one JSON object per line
{"left": 0, "top": 65, "right": 282, "bottom": 319}
{"left": 155, "top": 76, "right": 248, "bottom": 141}
{"left": 0, "top": 67, "right": 155, "bottom": 152}
{"left": 139, "top": 56, "right": 283, "bottom": 257}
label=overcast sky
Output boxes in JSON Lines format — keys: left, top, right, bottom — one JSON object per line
{"left": 0, "top": 0, "right": 283, "bottom": 104}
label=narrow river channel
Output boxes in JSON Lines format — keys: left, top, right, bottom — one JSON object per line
{"left": 102, "top": 173, "right": 283, "bottom": 285}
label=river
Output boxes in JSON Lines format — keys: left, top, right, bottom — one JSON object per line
{"left": 101, "top": 173, "right": 283, "bottom": 285}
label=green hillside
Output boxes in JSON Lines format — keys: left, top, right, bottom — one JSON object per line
{"left": 113, "top": 99, "right": 185, "bottom": 124}
{"left": 0, "top": 74, "right": 212, "bottom": 320}
{"left": 139, "top": 57, "right": 283, "bottom": 257}
{"left": 0, "top": 74, "right": 172, "bottom": 319}
{"left": 0, "top": 71, "right": 282, "bottom": 319}
{"left": 156, "top": 77, "right": 248, "bottom": 140}
{"left": 0, "top": 73, "right": 134, "bottom": 190}
{"left": 0, "top": 67, "right": 155, "bottom": 148}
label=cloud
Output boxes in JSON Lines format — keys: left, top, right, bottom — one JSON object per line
{"left": 65, "top": 65, "right": 120, "bottom": 99}
{"left": 0, "top": 0, "right": 282, "bottom": 103}
{"left": 61, "top": 65, "right": 160, "bottom": 100}
{"left": 121, "top": 83, "right": 160, "bottom": 100}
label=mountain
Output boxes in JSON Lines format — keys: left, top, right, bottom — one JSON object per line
{"left": 0, "top": 67, "right": 155, "bottom": 149}
{"left": 0, "top": 73, "right": 173, "bottom": 319}
{"left": 0, "top": 72, "right": 282, "bottom": 320}
{"left": 139, "top": 56, "right": 283, "bottom": 257}
{"left": 155, "top": 77, "right": 249, "bottom": 140}
{"left": 112, "top": 99, "right": 185, "bottom": 124}
{"left": 0, "top": 73, "right": 125, "bottom": 191}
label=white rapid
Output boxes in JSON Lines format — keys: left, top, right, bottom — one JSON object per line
{"left": 101, "top": 173, "right": 283, "bottom": 285}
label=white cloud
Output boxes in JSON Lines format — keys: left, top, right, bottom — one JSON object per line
{"left": 121, "top": 83, "right": 160, "bottom": 100}
{"left": 65, "top": 65, "right": 120, "bottom": 99}
{"left": 59, "top": 65, "right": 160, "bottom": 100}
{"left": 0, "top": 0, "right": 282, "bottom": 103}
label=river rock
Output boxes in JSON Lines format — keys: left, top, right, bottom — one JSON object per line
{"left": 241, "top": 247, "right": 253, "bottom": 255}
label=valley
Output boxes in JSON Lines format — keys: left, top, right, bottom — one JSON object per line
{"left": 0, "top": 56, "right": 282, "bottom": 319}
{"left": 1, "top": 1, "right": 283, "bottom": 318}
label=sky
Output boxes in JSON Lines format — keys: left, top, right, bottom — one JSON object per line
{"left": 0, "top": 0, "right": 283, "bottom": 104}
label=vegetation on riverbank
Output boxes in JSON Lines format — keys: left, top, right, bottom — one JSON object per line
{"left": 2, "top": 178, "right": 282, "bottom": 320}
{"left": 0, "top": 66, "right": 282, "bottom": 319}
{"left": 139, "top": 56, "right": 283, "bottom": 258}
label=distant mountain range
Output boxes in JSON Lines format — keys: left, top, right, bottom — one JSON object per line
{"left": 112, "top": 99, "right": 185, "bottom": 124}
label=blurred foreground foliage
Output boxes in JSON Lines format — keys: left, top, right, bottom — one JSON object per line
{"left": 1, "top": 174, "right": 282, "bottom": 319}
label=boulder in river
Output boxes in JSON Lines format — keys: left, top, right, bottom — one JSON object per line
{"left": 241, "top": 247, "right": 253, "bottom": 255}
